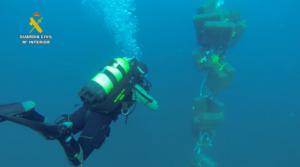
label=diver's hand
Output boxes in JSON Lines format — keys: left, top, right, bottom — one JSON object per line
{"left": 132, "top": 84, "right": 159, "bottom": 111}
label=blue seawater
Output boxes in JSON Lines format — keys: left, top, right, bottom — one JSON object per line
{"left": 0, "top": 0, "right": 299, "bottom": 166}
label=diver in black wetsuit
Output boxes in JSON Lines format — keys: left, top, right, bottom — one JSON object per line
{"left": 0, "top": 57, "right": 158, "bottom": 166}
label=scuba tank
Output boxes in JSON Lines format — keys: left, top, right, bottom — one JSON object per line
{"left": 79, "top": 57, "right": 158, "bottom": 114}
{"left": 79, "top": 57, "right": 134, "bottom": 114}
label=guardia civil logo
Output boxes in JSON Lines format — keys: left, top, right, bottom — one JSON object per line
{"left": 19, "top": 12, "right": 53, "bottom": 45}
{"left": 29, "top": 12, "right": 43, "bottom": 33}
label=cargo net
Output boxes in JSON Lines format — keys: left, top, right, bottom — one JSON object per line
{"left": 83, "top": 0, "right": 142, "bottom": 57}
{"left": 193, "top": 132, "right": 216, "bottom": 167}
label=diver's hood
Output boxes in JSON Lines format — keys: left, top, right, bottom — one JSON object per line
{"left": 128, "top": 57, "right": 148, "bottom": 75}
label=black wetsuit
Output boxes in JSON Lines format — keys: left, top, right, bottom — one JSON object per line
{"left": 0, "top": 58, "right": 151, "bottom": 166}
{"left": 58, "top": 59, "right": 150, "bottom": 165}
{"left": 64, "top": 102, "right": 125, "bottom": 160}
{"left": 0, "top": 96, "right": 133, "bottom": 165}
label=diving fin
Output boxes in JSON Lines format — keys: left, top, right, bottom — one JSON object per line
{"left": 0, "top": 101, "right": 36, "bottom": 122}
{"left": 0, "top": 113, "right": 60, "bottom": 139}
{"left": 0, "top": 103, "right": 83, "bottom": 166}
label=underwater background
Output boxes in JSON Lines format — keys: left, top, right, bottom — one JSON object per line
{"left": 0, "top": 0, "right": 299, "bottom": 166}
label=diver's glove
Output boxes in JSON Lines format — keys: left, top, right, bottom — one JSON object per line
{"left": 132, "top": 84, "right": 159, "bottom": 111}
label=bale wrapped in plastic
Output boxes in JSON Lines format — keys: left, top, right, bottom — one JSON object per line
{"left": 193, "top": 10, "right": 241, "bottom": 27}
{"left": 192, "top": 96, "right": 224, "bottom": 137}
{"left": 195, "top": 20, "right": 245, "bottom": 49}
{"left": 206, "top": 62, "right": 235, "bottom": 94}
{"left": 193, "top": 10, "right": 246, "bottom": 49}
{"left": 197, "top": 0, "right": 225, "bottom": 14}
{"left": 203, "top": 21, "right": 236, "bottom": 49}
{"left": 193, "top": 12, "right": 224, "bottom": 28}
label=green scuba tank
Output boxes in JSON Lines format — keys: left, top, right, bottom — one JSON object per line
{"left": 79, "top": 57, "right": 134, "bottom": 114}
{"left": 91, "top": 57, "right": 131, "bottom": 95}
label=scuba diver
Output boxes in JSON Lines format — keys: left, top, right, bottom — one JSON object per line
{"left": 0, "top": 57, "right": 159, "bottom": 166}
{"left": 191, "top": 0, "right": 246, "bottom": 166}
